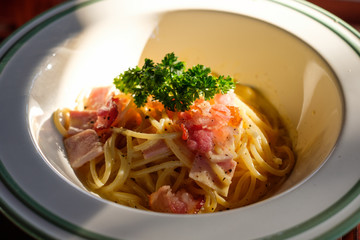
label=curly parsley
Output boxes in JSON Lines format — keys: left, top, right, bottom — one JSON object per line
{"left": 113, "top": 52, "right": 234, "bottom": 112}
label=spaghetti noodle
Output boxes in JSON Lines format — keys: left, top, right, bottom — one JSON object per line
{"left": 54, "top": 84, "right": 295, "bottom": 213}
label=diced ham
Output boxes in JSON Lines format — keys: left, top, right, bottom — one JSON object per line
{"left": 84, "top": 86, "right": 114, "bottom": 110}
{"left": 176, "top": 93, "right": 243, "bottom": 196}
{"left": 92, "top": 96, "right": 136, "bottom": 142}
{"left": 186, "top": 129, "right": 213, "bottom": 153}
{"left": 64, "top": 129, "right": 103, "bottom": 169}
{"left": 178, "top": 98, "right": 238, "bottom": 155}
{"left": 189, "top": 154, "right": 237, "bottom": 196}
{"left": 94, "top": 96, "right": 134, "bottom": 130}
{"left": 209, "top": 104, "right": 232, "bottom": 124}
{"left": 149, "top": 185, "right": 204, "bottom": 214}
{"left": 67, "top": 110, "right": 97, "bottom": 135}
{"left": 214, "top": 92, "right": 238, "bottom": 106}
{"left": 189, "top": 154, "right": 214, "bottom": 185}
{"left": 94, "top": 97, "right": 119, "bottom": 130}
{"left": 142, "top": 140, "right": 171, "bottom": 159}
{"left": 217, "top": 159, "right": 237, "bottom": 178}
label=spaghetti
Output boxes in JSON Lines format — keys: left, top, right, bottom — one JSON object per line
{"left": 54, "top": 84, "right": 295, "bottom": 213}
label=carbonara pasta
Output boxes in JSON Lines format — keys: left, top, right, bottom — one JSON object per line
{"left": 54, "top": 83, "right": 295, "bottom": 213}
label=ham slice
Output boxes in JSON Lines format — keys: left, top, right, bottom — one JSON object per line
{"left": 84, "top": 86, "right": 114, "bottom": 110}
{"left": 142, "top": 140, "right": 171, "bottom": 160}
{"left": 64, "top": 129, "right": 103, "bottom": 169}
{"left": 67, "top": 110, "right": 97, "bottom": 135}
{"left": 94, "top": 97, "right": 119, "bottom": 130}
{"left": 189, "top": 154, "right": 236, "bottom": 196}
{"left": 149, "top": 185, "right": 204, "bottom": 214}
{"left": 94, "top": 96, "right": 132, "bottom": 130}
{"left": 186, "top": 129, "right": 213, "bottom": 153}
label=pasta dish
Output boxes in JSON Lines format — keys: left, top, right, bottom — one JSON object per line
{"left": 53, "top": 53, "right": 295, "bottom": 213}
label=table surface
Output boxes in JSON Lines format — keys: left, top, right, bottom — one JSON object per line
{"left": 0, "top": 0, "right": 359, "bottom": 239}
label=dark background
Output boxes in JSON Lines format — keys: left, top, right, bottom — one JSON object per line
{"left": 0, "top": 0, "right": 359, "bottom": 239}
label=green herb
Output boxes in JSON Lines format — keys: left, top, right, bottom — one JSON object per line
{"left": 113, "top": 52, "right": 234, "bottom": 112}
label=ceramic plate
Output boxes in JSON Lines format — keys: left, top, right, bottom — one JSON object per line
{"left": 0, "top": 0, "right": 359, "bottom": 239}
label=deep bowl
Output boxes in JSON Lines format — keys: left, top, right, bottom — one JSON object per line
{"left": 0, "top": 0, "right": 359, "bottom": 239}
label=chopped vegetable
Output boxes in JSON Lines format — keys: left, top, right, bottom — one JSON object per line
{"left": 113, "top": 52, "right": 234, "bottom": 111}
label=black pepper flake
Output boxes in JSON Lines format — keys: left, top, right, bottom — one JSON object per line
{"left": 107, "top": 116, "right": 110, "bottom": 120}
{"left": 228, "top": 169, "right": 232, "bottom": 173}
{"left": 164, "top": 128, "right": 168, "bottom": 131}
{"left": 84, "top": 106, "right": 87, "bottom": 109}
{"left": 222, "top": 177, "right": 226, "bottom": 181}
{"left": 90, "top": 121, "right": 95, "bottom": 124}
{"left": 145, "top": 115, "right": 150, "bottom": 119}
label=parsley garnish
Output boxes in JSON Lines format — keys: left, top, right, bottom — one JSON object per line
{"left": 113, "top": 52, "right": 234, "bottom": 112}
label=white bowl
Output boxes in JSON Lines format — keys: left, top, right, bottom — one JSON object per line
{"left": 0, "top": 0, "right": 359, "bottom": 239}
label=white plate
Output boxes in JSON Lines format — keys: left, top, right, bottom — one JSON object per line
{"left": 0, "top": 0, "right": 359, "bottom": 239}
